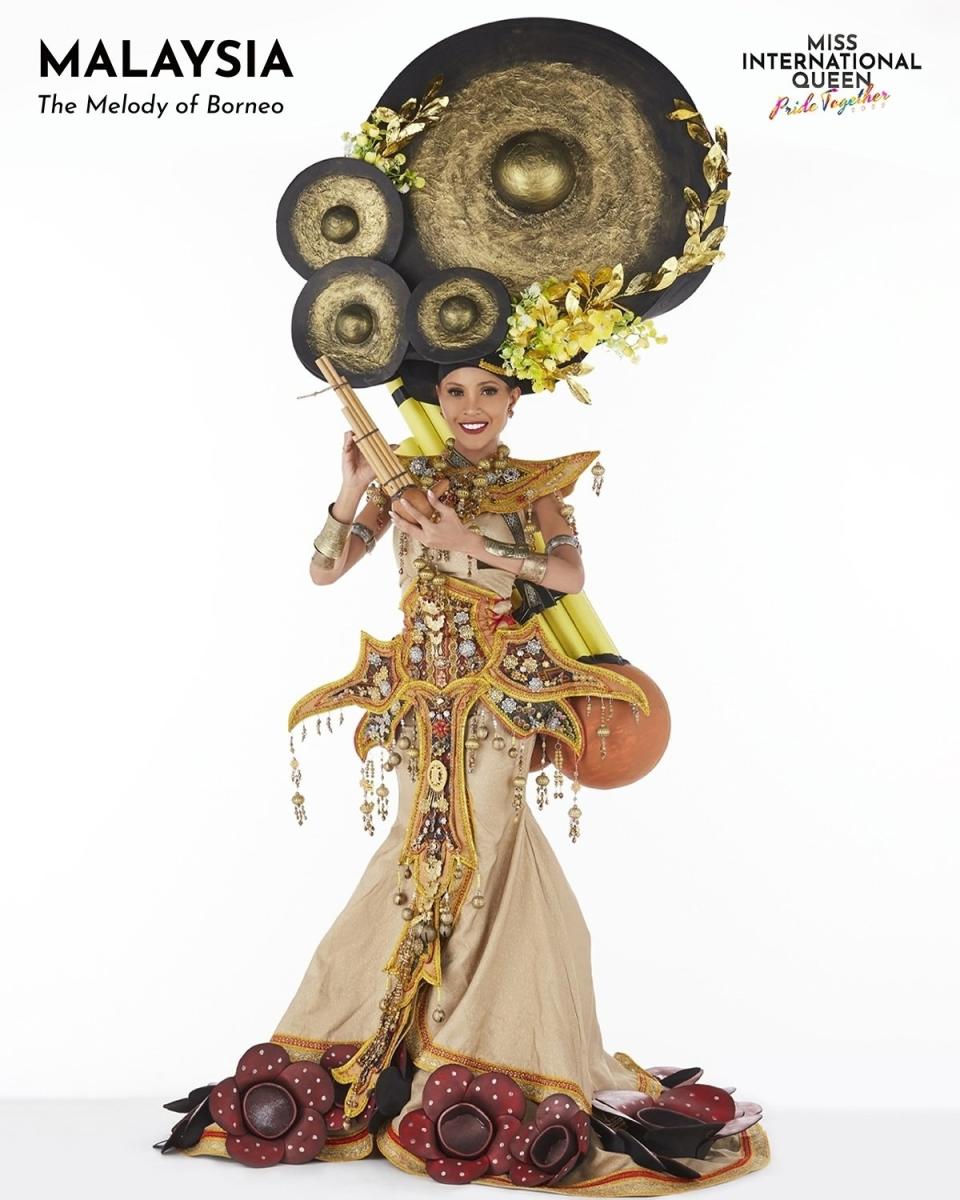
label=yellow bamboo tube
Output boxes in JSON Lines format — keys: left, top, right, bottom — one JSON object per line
{"left": 422, "top": 402, "right": 454, "bottom": 444}
{"left": 530, "top": 531, "right": 618, "bottom": 658}
{"left": 562, "top": 591, "right": 619, "bottom": 657}
{"left": 386, "top": 381, "right": 447, "bottom": 455}
{"left": 541, "top": 595, "right": 591, "bottom": 659}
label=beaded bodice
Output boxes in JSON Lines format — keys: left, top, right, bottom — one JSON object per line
{"left": 392, "top": 440, "right": 598, "bottom": 607}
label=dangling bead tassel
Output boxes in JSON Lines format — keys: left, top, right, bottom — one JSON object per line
{"left": 553, "top": 741, "right": 565, "bottom": 807}
{"left": 433, "top": 980, "right": 446, "bottom": 1024}
{"left": 568, "top": 759, "right": 582, "bottom": 843}
{"left": 376, "top": 781, "right": 390, "bottom": 822}
{"left": 512, "top": 770, "right": 526, "bottom": 822}
{"left": 392, "top": 864, "right": 408, "bottom": 909}
{"left": 465, "top": 715, "right": 479, "bottom": 774}
{"left": 591, "top": 461, "right": 605, "bottom": 496}
{"left": 292, "top": 791, "right": 306, "bottom": 826}
{"left": 289, "top": 733, "right": 306, "bottom": 825}
{"left": 535, "top": 736, "right": 549, "bottom": 810}
{"left": 376, "top": 735, "right": 390, "bottom": 821}
{"left": 396, "top": 725, "right": 416, "bottom": 780}
{"left": 597, "top": 696, "right": 611, "bottom": 761}
{"left": 471, "top": 866, "right": 485, "bottom": 910}
{"left": 523, "top": 503, "right": 536, "bottom": 549}
{"left": 360, "top": 757, "right": 375, "bottom": 835}
{"left": 300, "top": 721, "right": 307, "bottom": 742}
{"left": 439, "top": 890, "right": 453, "bottom": 940}
{"left": 384, "top": 727, "right": 403, "bottom": 802}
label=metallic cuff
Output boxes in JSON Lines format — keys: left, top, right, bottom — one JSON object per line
{"left": 313, "top": 502, "right": 351, "bottom": 562}
{"left": 480, "top": 535, "right": 528, "bottom": 560}
{"left": 544, "top": 533, "right": 581, "bottom": 554}
{"left": 516, "top": 552, "right": 548, "bottom": 584}
{"left": 350, "top": 522, "right": 376, "bottom": 554}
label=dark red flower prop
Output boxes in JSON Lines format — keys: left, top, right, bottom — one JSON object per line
{"left": 209, "top": 1042, "right": 336, "bottom": 1166}
{"left": 507, "top": 1092, "right": 591, "bottom": 1186}
{"left": 156, "top": 1041, "right": 399, "bottom": 1162}
{"left": 592, "top": 1065, "right": 763, "bottom": 1180}
{"left": 397, "top": 1063, "right": 528, "bottom": 1184}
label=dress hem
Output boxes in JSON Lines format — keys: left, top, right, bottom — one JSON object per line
{"left": 375, "top": 1121, "right": 771, "bottom": 1196}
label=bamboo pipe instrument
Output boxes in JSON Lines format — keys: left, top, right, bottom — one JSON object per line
{"left": 315, "top": 356, "right": 437, "bottom": 520}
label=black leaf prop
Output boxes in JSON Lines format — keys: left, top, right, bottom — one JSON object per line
{"left": 589, "top": 1111, "right": 700, "bottom": 1181}
{"left": 153, "top": 1084, "right": 215, "bottom": 1153}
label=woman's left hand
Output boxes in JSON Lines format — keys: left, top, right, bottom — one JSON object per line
{"left": 391, "top": 489, "right": 476, "bottom": 554}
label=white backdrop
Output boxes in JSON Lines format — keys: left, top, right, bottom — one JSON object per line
{"left": 1, "top": 0, "right": 957, "bottom": 1115}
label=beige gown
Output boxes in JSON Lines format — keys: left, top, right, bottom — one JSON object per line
{"left": 185, "top": 487, "right": 770, "bottom": 1194}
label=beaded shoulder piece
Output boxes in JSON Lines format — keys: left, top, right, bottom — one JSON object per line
{"left": 397, "top": 445, "right": 599, "bottom": 516}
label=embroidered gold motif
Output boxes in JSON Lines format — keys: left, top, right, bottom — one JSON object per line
{"left": 398, "top": 444, "right": 600, "bottom": 521}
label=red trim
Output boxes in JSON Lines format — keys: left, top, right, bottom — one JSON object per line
{"left": 383, "top": 1123, "right": 753, "bottom": 1188}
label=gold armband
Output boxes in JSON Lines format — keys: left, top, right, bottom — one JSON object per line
{"left": 516, "top": 552, "right": 548, "bottom": 584}
{"left": 313, "top": 503, "right": 351, "bottom": 566}
{"left": 480, "top": 535, "right": 528, "bottom": 561}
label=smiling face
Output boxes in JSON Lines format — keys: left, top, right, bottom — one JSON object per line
{"left": 436, "top": 367, "right": 521, "bottom": 461}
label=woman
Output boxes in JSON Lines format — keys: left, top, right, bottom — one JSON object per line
{"left": 160, "top": 363, "right": 769, "bottom": 1192}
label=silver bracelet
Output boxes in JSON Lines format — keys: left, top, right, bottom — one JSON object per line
{"left": 544, "top": 533, "right": 581, "bottom": 554}
{"left": 350, "top": 522, "right": 376, "bottom": 554}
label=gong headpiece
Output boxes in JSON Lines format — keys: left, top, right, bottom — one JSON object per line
{"left": 278, "top": 20, "right": 729, "bottom": 396}
{"left": 378, "top": 18, "right": 727, "bottom": 320}
{"left": 276, "top": 157, "right": 404, "bottom": 279}
{"left": 406, "top": 267, "right": 511, "bottom": 363}
{"left": 291, "top": 257, "right": 409, "bottom": 387}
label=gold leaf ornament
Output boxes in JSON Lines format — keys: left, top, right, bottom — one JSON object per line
{"left": 344, "top": 80, "right": 449, "bottom": 192}
{"left": 624, "top": 101, "right": 730, "bottom": 298}
{"left": 686, "top": 119, "right": 713, "bottom": 148}
{"left": 480, "top": 258, "right": 665, "bottom": 400}
{"left": 566, "top": 378, "right": 592, "bottom": 405}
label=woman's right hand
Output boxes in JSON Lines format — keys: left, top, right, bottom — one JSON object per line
{"left": 340, "top": 429, "right": 376, "bottom": 494}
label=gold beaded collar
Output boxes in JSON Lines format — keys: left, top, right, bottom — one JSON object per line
{"left": 398, "top": 440, "right": 599, "bottom": 520}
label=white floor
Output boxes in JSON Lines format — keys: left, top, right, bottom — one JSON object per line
{"left": 0, "top": 1102, "right": 953, "bottom": 1198}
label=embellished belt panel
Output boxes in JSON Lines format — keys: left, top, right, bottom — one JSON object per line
{"left": 286, "top": 568, "right": 650, "bottom": 1119}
